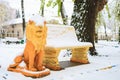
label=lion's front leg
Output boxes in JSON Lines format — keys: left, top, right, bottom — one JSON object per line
{"left": 35, "top": 50, "right": 45, "bottom": 71}
{"left": 28, "top": 50, "right": 37, "bottom": 71}
{"left": 24, "top": 40, "right": 37, "bottom": 71}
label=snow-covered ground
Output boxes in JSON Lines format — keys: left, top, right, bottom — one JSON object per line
{"left": 0, "top": 40, "right": 120, "bottom": 80}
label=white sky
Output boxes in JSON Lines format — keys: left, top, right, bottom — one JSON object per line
{"left": 2, "top": 0, "right": 41, "bottom": 18}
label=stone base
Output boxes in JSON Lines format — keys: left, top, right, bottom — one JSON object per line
{"left": 8, "top": 67, "right": 50, "bottom": 78}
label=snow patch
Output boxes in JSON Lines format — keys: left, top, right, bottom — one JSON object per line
{"left": 29, "top": 14, "right": 45, "bottom": 26}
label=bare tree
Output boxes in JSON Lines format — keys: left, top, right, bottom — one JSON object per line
{"left": 39, "top": 0, "right": 45, "bottom": 16}
{"left": 0, "top": 1, "right": 12, "bottom": 23}
{"left": 21, "top": 0, "right": 26, "bottom": 33}
{"left": 114, "top": 0, "right": 120, "bottom": 43}
{"left": 60, "top": 0, "right": 68, "bottom": 25}
{"left": 45, "top": 0, "right": 68, "bottom": 25}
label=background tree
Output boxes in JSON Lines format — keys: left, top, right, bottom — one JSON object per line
{"left": 71, "top": 0, "right": 107, "bottom": 55}
{"left": 45, "top": 0, "right": 68, "bottom": 24}
{"left": 96, "top": 4, "right": 111, "bottom": 41}
{"left": 16, "top": 10, "right": 21, "bottom": 18}
{"left": 39, "top": 0, "right": 45, "bottom": 16}
{"left": 60, "top": 0, "right": 68, "bottom": 25}
{"left": 0, "top": 1, "right": 15, "bottom": 38}
{"left": 21, "top": 0, "right": 26, "bottom": 34}
{"left": 114, "top": 0, "right": 120, "bottom": 43}
{"left": 0, "top": 1, "right": 12, "bottom": 24}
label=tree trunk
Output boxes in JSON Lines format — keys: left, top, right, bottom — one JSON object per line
{"left": 71, "top": 0, "right": 98, "bottom": 55}
{"left": 41, "top": 6, "right": 44, "bottom": 16}
{"left": 118, "top": 27, "right": 120, "bottom": 44}
{"left": 86, "top": 0, "right": 98, "bottom": 55}
{"left": 60, "top": 0, "right": 68, "bottom": 25}
{"left": 103, "top": 22, "right": 108, "bottom": 41}
{"left": 40, "top": 0, "right": 45, "bottom": 16}
{"left": 21, "top": 0, "right": 26, "bottom": 34}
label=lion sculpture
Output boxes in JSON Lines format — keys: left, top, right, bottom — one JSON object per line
{"left": 8, "top": 15, "right": 50, "bottom": 78}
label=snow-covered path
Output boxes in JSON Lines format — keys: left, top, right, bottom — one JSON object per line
{"left": 0, "top": 40, "right": 120, "bottom": 80}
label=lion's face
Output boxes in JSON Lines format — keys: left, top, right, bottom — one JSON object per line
{"left": 27, "top": 20, "right": 44, "bottom": 38}
{"left": 26, "top": 19, "right": 47, "bottom": 51}
{"left": 34, "top": 26, "right": 44, "bottom": 37}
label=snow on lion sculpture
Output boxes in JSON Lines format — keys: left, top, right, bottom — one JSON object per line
{"left": 7, "top": 15, "right": 50, "bottom": 78}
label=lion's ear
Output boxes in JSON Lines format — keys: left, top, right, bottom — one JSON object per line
{"left": 44, "top": 21, "right": 46, "bottom": 25}
{"left": 29, "top": 20, "right": 34, "bottom": 24}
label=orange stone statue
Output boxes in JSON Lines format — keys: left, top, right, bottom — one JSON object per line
{"left": 7, "top": 15, "right": 50, "bottom": 78}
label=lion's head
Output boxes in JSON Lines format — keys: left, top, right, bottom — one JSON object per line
{"left": 26, "top": 15, "right": 47, "bottom": 52}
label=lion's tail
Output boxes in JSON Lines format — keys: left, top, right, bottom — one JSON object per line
{"left": 8, "top": 54, "right": 23, "bottom": 69}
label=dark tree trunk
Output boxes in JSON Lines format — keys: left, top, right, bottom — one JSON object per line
{"left": 71, "top": 0, "right": 98, "bottom": 55}
{"left": 21, "top": 0, "right": 26, "bottom": 34}
{"left": 87, "top": 0, "right": 98, "bottom": 55}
